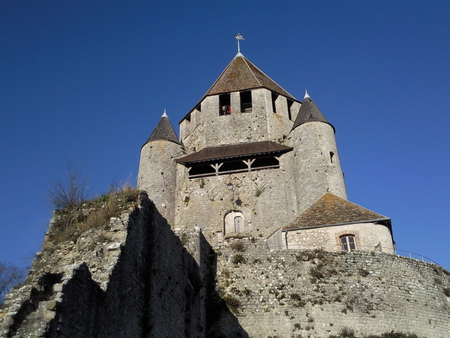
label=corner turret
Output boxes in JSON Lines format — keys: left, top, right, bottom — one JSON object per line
{"left": 288, "top": 92, "right": 347, "bottom": 213}
{"left": 138, "top": 111, "right": 182, "bottom": 224}
{"left": 291, "top": 90, "right": 334, "bottom": 132}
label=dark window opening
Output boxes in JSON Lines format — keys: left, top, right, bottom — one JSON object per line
{"left": 330, "top": 151, "right": 334, "bottom": 163}
{"left": 252, "top": 156, "right": 279, "bottom": 169}
{"left": 287, "top": 99, "right": 294, "bottom": 121}
{"left": 219, "top": 160, "right": 248, "bottom": 174}
{"left": 271, "top": 92, "right": 279, "bottom": 113}
{"left": 240, "top": 90, "right": 252, "bottom": 113}
{"left": 186, "top": 114, "right": 191, "bottom": 122}
{"left": 189, "top": 164, "right": 215, "bottom": 177}
{"left": 187, "top": 155, "right": 282, "bottom": 178}
{"left": 340, "top": 235, "right": 356, "bottom": 252}
{"left": 219, "top": 93, "right": 231, "bottom": 115}
{"left": 195, "top": 103, "right": 201, "bottom": 112}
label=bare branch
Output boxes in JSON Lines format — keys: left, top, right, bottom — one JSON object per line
{"left": 0, "top": 262, "right": 27, "bottom": 304}
{"left": 47, "top": 161, "right": 89, "bottom": 210}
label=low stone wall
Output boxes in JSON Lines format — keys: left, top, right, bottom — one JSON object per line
{"left": 213, "top": 239, "right": 450, "bottom": 338}
{"left": 1, "top": 194, "right": 449, "bottom": 338}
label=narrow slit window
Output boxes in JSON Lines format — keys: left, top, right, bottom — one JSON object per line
{"left": 271, "top": 92, "right": 279, "bottom": 113}
{"left": 287, "top": 99, "right": 294, "bottom": 121}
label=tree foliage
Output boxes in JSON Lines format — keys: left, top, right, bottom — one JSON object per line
{"left": 0, "top": 261, "right": 27, "bottom": 304}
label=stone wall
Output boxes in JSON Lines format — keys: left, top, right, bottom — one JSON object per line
{"left": 138, "top": 139, "right": 182, "bottom": 225}
{"left": 289, "top": 121, "right": 348, "bottom": 214}
{"left": 180, "top": 88, "right": 297, "bottom": 152}
{"left": 213, "top": 239, "right": 450, "bottom": 338}
{"left": 1, "top": 194, "right": 449, "bottom": 338}
{"left": 283, "top": 222, "right": 395, "bottom": 254}
{"left": 0, "top": 193, "right": 230, "bottom": 337}
{"left": 174, "top": 160, "right": 299, "bottom": 244}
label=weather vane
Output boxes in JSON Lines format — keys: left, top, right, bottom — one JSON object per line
{"left": 235, "top": 33, "right": 245, "bottom": 54}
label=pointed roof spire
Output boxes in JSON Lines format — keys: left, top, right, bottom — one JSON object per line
{"left": 291, "top": 91, "right": 334, "bottom": 132}
{"left": 204, "top": 54, "right": 295, "bottom": 99}
{"left": 145, "top": 110, "right": 180, "bottom": 145}
{"left": 304, "top": 89, "right": 310, "bottom": 99}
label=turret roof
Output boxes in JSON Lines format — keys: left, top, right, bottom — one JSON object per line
{"left": 285, "top": 193, "right": 389, "bottom": 230}
{"left": 145, "top": 111, "right": 180, "bottom": 145}
{"left": 205, "top": 54, "right": 295, "bottom": 99}
{"left": 291, "top": 91, "right": 334, "bottom": 132}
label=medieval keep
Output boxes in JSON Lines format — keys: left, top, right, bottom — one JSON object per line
{"left": 138, "top": 51, "right": 395, "bottom": 254}
{"left": 2, "top": 50, "right": 449, "bottom": 338}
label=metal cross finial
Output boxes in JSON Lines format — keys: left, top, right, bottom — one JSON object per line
{"left": 235, "top": 33, "right": 245, "bottom": 54}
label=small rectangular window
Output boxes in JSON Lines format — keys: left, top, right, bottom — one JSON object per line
{"left": 340, "top": 235, "right": 356, "bottom": 252}
{"left": 219, "top": 93, "right": 231, "bottom": 115}
{"left": 240, "top": 90, "right": 252, "bottom": 113}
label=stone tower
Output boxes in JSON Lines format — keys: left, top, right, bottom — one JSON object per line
{"left": 288, "top": 91, "right": 347, "bottom": 214}
{"left": 138, "top": 110, "right": 181, "bottom": 225}
{"left": 138, "top": 52, "right": 393, "bottom": 253}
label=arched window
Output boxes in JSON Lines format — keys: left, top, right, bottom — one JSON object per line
{"left": 340, "top": 234, "right": 356, "bottom": 252}
{"left": 224, "top": 211, "right": 244, "bottom": 235}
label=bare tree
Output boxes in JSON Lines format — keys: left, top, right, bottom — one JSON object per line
{"left": 47, "top": 162, "right": 88, "bottom": 210}
{"left": 0, "top": 262, "right": 27, "bottom": 304}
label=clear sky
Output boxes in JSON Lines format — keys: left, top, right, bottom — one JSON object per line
{"left": 1, "top": 1, "right": 449, "bottom": 271}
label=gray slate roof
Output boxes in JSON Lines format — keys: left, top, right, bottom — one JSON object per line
{"left": 285, "top": 193, "right": 389, "bottom": 229}
{"left": 205, "top": 54, "right": 296, "bottom": 99}
{"left": 145, "top": 115, "right": 180, "bottom": 145}
{"left": 292, "top": 95, "right": 334, "bottom": 131}
{"left": 176, "top": 141, "right": 292, "bottom": 164}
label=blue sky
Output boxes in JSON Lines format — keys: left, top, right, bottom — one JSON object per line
{"left": 1, "top": 1, "right": 449, "bottom": 271}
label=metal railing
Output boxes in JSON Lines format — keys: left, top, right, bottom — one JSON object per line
{"left": 394, "top": 249, "right": 439, "bottom": 265}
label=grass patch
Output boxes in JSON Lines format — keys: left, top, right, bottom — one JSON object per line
{"left": 230, "top": 241, "right": 246, "bottom": 252}
{"left": 232, "top": 254, "right": 246, "bottom": 265}
{"left": 49, "top": 184, "right": 141, "bottom": 243}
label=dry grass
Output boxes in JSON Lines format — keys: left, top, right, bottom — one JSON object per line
{"left": 49, "top": 184, "right": 141, "bottom": 243}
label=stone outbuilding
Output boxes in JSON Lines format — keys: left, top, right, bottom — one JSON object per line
{"left": 267, "top": 193, "right": 395, "bottom": 253}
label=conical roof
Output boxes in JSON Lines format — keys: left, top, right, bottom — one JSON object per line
{"left": 204, "top": 53, "right": 295, "bottom": 99}
{"left": 285, "top": 193, "right": 389, "bottom": 230}
{"left": 292, "top": 91, "right": 334, "bottom": 131}
{"left": 145, "top": 111, "right": 180, "bottom": 145}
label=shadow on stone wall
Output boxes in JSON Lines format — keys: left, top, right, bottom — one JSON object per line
{"left": 41, "top": 193, "right": 247, "bottom": 337}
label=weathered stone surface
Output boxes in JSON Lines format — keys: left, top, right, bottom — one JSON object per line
{"left": 0, "top": 194, "right": 449, "bottom": 338}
